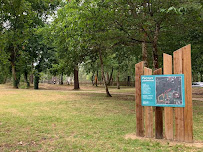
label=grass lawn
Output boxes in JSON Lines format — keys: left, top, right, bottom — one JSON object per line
{"left": 0, "top": 84, "right": 202, "bottom": 151}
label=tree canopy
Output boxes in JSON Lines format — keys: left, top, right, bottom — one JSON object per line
{"left": 0, "top": 0, "right": 202, "bottom": 96}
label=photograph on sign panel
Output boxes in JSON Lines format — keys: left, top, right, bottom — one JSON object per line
{"left": 156, "top": 76, "right": 182, "bottom": 105}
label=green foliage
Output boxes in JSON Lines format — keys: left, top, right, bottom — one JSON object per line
{"left": 0, "top": 0, "right": 61, "bottom": 87}
{"left": 1, "top": 0, "right": 203, "bottom": 87}
{"left": 0, "top": 50, "right": 10, "bottom": 84}
{"left": 50, "top": 0, "right": 202, "bottom": 84}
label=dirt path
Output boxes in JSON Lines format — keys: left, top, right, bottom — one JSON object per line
{"left": 192, "top": 98, "right": 203, "bottom": 101}
{"left": 1, "top": 84, "right": 203, "bottom": 101}
{"left": 73, "top": 90, "right": 134, "bottom": 96}
{"left": 63, "top": 90, "right": 203, "bottom": 101}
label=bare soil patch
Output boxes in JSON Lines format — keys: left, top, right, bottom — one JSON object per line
{"left": 125, "top": 134, "right": 203, "bottom": 148}
{"left": 38, "top": 83, "right": 105, "bottom": 91}
{"left": 193, "top": 88, "right": 203, "bottom": 98}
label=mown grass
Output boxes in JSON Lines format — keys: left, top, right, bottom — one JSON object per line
{"left": 0, "top": 84, "right": 202, "bottom": 151}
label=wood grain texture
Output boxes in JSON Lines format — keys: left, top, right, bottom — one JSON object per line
{"left": 182, "top": 45, "right": 193, "bottom": 142}
{"left": 163, "top": 53, "right": 174, "bottom": 140}
{"left": 154, "top": 68, "right": 163, "bottom": 139}
{"left": 173, "top": 48, "right": 185, "bottom": 141}
{"left": 135, "top": 61, "right": 144, "bottom": 137}
{"left": 144, "top": 67, "right": 153, "bottom": 138}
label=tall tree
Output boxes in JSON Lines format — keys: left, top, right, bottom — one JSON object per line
{"left": 0, "top": 0, "right": 61, "bottom": 88}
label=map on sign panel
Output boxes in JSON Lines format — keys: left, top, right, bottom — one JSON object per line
{"left": 141, "top": 74, "right": 185, "bottom": 107}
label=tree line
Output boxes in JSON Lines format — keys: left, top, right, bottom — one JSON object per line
{"left": 0, "top": 0, "right": 202, "bottom": 97}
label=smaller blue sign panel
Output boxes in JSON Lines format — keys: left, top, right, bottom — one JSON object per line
{"left": 141, "top": 74, "right": 185, "bottom": 107}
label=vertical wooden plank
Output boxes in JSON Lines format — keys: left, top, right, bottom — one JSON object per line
{"left": 154, "top": 68, "right": 163, "bottom": 139}
{"left": 173, "top": 48, "right": 185, "bottom": 141}
{"left": 135, "top": 61, "right": 144, "bottom": 137}
{"left": 182, "top": 45, "right": 193, "bottom": 142}
{"left": 163, "top": 53, "right": 174, "bottom": 140}
{"left": 144, "top": 67, "right": 153, "bottom": 138}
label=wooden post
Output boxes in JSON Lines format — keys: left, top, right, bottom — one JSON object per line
{"left": 154, "top": 68, "right": 163, "bottom": 139}
{"left": 173, "top": 48, "right": 185, "bottom": 141}
{"left": 182, "top": 45, "right": 193, "bottom": 142}
{"left": 135, "top": 61, "right": 144, "bottom": 137}
{"left": 163, "top": 53, "right": 174, "bottom": 140}
{"left": 144, "top": 67, "right": 153, "bottom": 138}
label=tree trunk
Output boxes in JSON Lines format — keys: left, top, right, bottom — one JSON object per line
{"left": 153, "top": 43, "right": 159, "bottom": 69}
{"left": 10, "top": 46, "right": 19, "bottom": 88}
{"left": 34, "top": 74, "right": 39, "bottom": 89}
{"left": 106, "top": 73, "right": 110, "bottom": 85}
{"left": 30, "top": 74, "right": 33, "bottom": 84}
{"left": 107, "top": 67, "right": 114, "bottom": 86}
{"left": 30, "top": 63, "right": 34, "bottom": 84}
{"left": 95, "top": 70, "right": 98, "bottom": 87}
{"left": 99, "top": 49, "right": 112, "bottom": 97}
{"left": 142, "top": 41, "right": 148, "bottom": 67}
{"left": 74, "top": 66, "right": 80, "bottom": 90}
{"left": 24, "top": 71, "right": 30, "bottom": 88}
{"left": 91, "top": 73, "right": 94, "bottom": 86}
{"left": 152, "top": 24, "right": 160, "bottom": 69}
{"left": 11, "top": 63, "right": 18, "bottom": 88}
{"left": 60, "top": 73, "right": 64, "bottom": 85}
{"left": 127, "top": 76, "right": 131, "bottom": 86}
{"left": 117, "top": 70, "right": 120, "bottom": 89}
{"left": 3, "top": 76, "right": 7, "bottom": 84}
{"left": 142, "top": 1, "right": 148, "bottom": 67}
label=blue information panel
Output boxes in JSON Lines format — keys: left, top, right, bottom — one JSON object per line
{"left": 141, "top": 74, "right": 185, "bottom": 107}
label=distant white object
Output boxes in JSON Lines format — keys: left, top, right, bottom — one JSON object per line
{"left": 192, "top": 82, "right": 203, "bottom": 87}
{"left": 66, "top": 77, "right": 73, "bottom": 85}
